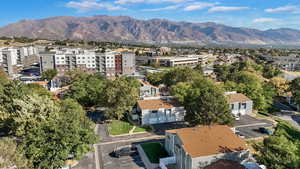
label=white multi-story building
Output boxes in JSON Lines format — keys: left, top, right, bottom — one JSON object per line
{"left": 40, "top": 49, "right": 135, "bottom": 77}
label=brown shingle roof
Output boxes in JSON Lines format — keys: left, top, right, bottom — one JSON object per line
{"left": 167, "top": 125, "right": 248, "bottom": 158}
{"left": 204, "top": 159, "right": 246, "bottom": 169}
{"left": 226, "top": 93, "right": 252, "bottom": 103}
{"left": 138, "top": 79, "right": 159, "bottom": 89}
{"left": 137, "top": 99, "right": 182, "bottom": 110}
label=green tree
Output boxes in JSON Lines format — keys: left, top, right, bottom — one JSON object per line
{"left": 262, "top": 64, "right": 282, "bottom": 79}
{"left": 228, "top": 71, "right": 271, "bottom": 111}
{"left": 163, "top": 67, "right": 203, "bottom": 87}
{"left": 103, "top": 76, "right": 140, "bottom": 120}
{"left": 0, "top": 94, "right": 59, "bottom": 136}
{"left": 41, "top": 69, "right": 57, "bottom": 81}
{"left": 171, "top": 78, "right": 234, "bottom": 126}
{"left": 257, "top": 135, "right": 300, "bottom": 169}
{"left": 65, "top": 74, "right": 106, "bottom": 107}
{"left": 146, "top": 71, "right": 165, "bottom": 86}
{"left": 21, "top": 99, "right": 97, "bottom": 169}
{"left": 193, "top": 64, "right": 204, "bottom": 75}
{"left": 289, "top": 78, "right": 300, "bottom": 106}
{"left": 0, "top": 138, "right": 31, "bottom": 169}
{"left": 25, "top": 83, "right": 52, "bottom": 98}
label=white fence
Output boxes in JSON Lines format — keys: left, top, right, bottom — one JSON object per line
{"left": 159, "top": 156, "right": 176, "bottom": 169}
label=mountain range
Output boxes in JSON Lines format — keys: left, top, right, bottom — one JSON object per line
{"left": 1, "top": 15, "right": 300, "bottom": 45}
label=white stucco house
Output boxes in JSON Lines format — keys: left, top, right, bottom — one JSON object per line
{"left": 225, "top": 92, "right": 253, "bottom": 120}
{"left": 161, "top": 125, "right": 255, "bottom": 169}
{"left": 134, "top": 98, "right": 186, "bottom": 125}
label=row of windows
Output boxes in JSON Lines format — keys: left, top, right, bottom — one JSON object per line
{"left": 231, "top": 103, "right": 247, "bottom": 110}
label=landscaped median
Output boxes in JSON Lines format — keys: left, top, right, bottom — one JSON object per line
{"left": 107, "top": 120, "right": 151, "bottom": 136}
{"left": 140, "top": 142, "right": 169, "bottom": 163}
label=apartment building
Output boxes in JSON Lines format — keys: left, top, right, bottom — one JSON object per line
{"left": 263, "top": 55, "right": 300, "bottom": 71}
{"left": 39, "top": 49, "right": 135, "bottom": 77}
{"left": 148, "top": 55, "right": 208, "bottom": 67}
{"left": 0, "top": 46, "right": 39, "bottom": 76}
{"left": 1, "top": 48, "right": 18, "bottom": 75}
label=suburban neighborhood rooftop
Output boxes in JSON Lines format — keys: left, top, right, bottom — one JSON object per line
{"left": 226, "top": 93, "right": 252, "bottom": 103}
{"left": 137, "top": 98, "right": 181, "bottom": 110}
{"left": 167, "top": 125, "right": 248, "bottom": 158}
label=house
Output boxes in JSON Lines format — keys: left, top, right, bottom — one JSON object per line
{"left": 225, "top": 92, "right": 253, "bottom": 120}
{"left": 163, "top": 125, "right": 251, "bottom": 169}
{"left": 138, "top": 79, "right": 160, "bottom": 98}
{"left": 135, "top": 98, "right": 185, "bottom": 125}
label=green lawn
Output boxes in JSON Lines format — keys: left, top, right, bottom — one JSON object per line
{"left": 140, "top": 142, "right": 169, "bottom": 163}
{"left": 107, "top": 120, "right": 150, "bottom": 136}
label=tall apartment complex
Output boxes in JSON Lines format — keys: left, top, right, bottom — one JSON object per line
{"left": 40, "top": 49, "right": 136, "bottom": 77}
{"left": 0, "top": 46, "right": 39, "bottom": 76}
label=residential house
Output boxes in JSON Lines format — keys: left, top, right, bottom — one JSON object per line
{"left": 163, "top": 125, "right": 251, "bottom": 169}
{"left": 135, "top": 98, "right": 185, "bottom": 125}
{"left": 225, "top": 92, "right": 253, "bottom": 120}
{"left": 138, "top": 79, "right": 160, "bottom": 98}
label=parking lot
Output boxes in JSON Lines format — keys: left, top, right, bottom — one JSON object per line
{"left": 234, "top": 115, "right": 274, "bottom": 139}
{"left": 99, "top": 142, "right": 145, "bottom": 169}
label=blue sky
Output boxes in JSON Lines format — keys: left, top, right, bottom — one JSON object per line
{"left": 1, "top": 0, "right": 300, "bottom": 30}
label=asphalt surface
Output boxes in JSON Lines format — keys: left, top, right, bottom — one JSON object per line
{"left": 234, "top": 115, "right": 274, "bottom": 139}
{"left": 99, "top": 142, "right": 145, "bottom": 169}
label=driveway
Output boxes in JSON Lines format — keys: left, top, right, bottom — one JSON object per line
{"left": 99, "top": 139, "right": 164, "bottom": 169}
{"left": 275, "top": 112, "right": 300, "bottom": 130}
{"left": 234, "top": 115, "right": 274, "bottom": 139}
{"left": 99, "top": 143, "right": 145, "bottom": 169}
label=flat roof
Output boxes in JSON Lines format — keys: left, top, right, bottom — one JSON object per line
{"left": 167, "top": 125, "right": 248, "bottom": 158}
{"left": 137, "top": 98, "right": 182, "bottom": 110}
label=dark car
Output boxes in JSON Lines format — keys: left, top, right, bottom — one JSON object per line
{"left": 259, "top": 127, "right": 273, "bottom": 135}
{"left": 110, "top": 146, "right": 138, "bottom": 158}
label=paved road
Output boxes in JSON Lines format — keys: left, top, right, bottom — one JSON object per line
{"left": 275, "top": 113, "right": 300, "bottom": 130}
{"left": 273, "top": 101, "right": 300, "bottom": 130}
{"left": 234, "top": 115, "right": 274, "bottom": 139}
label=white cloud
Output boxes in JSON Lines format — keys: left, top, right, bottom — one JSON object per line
{"left": 142, "top": 5, "right": 180, "bottom": 11}
{"left": 253, "top": 18, "right": 280, "bottom": 24}
{"left": 208, "top": 6, "right": 249, "bottom": 13}
{"left": 183, "top": 2, "right": 215, "bottom": 11}
{"left": 66, "top": 0, "right": 125, "bottom": 13}
{"left": 265, "top": 5, "right": 300, "bottom": 14}
{"left": 115, "top": 0, "right": 187, "bottom": 5}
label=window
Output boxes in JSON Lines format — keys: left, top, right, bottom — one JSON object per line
{"left": 231, "top": 104, "right": 234, "bottom": 110}
{"left": 241, "top": 103, "right": 247, "bottom": 109}
{"left": 151, "top": 110, "right": 158, "bottom": 114}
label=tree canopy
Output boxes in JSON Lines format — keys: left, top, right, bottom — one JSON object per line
{"left": 65, "top": 74, "right": 107, "bottom": 107}
{"left": 0, "top": 138, "right": 31, "bottom": 169}
{"left": 171, "top": 77, "right": 234, "bottom": 126}
{"left": 289, "top": 77, "right": 300, "bottom": 106}
{"left": 103, "top": 76, "right": 140, "bottom": 120}
{"left": 41, "top": 69, "right": 57, "bottom": 81}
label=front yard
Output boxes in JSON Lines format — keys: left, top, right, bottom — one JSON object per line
{"left": 107, "top": 120, "right": 150, "bottom": 136}
{"left": 140, "top": 142, "right": 169, "bottom": 163}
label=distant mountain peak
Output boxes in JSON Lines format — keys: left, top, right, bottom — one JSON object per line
{"left": 0, "top": 15, "right": 299, "bottom": 45}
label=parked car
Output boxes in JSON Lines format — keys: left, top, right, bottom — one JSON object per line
{"left": 235, "top": 131, "right": 245, "bottom": 138}
{"left": 110, "top": 146, "right": 138, "bottom": 158}
{"left": 259, "top": 127, "right": 273, "bottom": 135}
